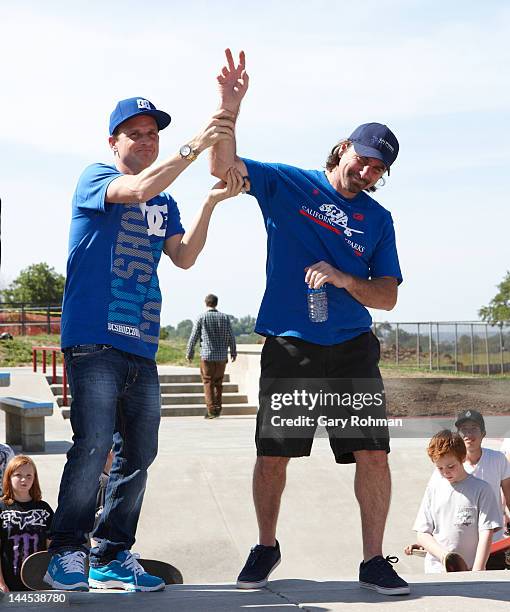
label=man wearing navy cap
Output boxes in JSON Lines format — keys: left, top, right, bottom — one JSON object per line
{"left": 46, "top": 98, "right": 243, "bottom": 591}
{"left": 210, "top": 51, "right": 408, "bottom": 595}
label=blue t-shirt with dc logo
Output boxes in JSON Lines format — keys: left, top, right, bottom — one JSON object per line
{"left": 61, "top": 163, "right": 184, "bottom": 359}
{"left": 242, "top": 158, "right": 403, "bottom": 346}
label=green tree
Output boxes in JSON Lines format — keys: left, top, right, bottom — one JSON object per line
{"left": 160, "top": 324, "right": 177, "bottom": 339}
{"left": 479, "top": 271, "right": 510, "bottom": 326}
{"left": 176, "top": 319, "right": 193, "bottom": 339}
{"left": 229, "top": 314, "right": 256, "bottom": 336}
{"left": 1, "top": 263, "right": 65, "bottom": 304}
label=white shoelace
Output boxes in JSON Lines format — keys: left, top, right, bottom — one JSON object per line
{"left": 120, "top": 551, "right": 145, "bottom": 581}
{"left": 60, "top": 551, "right": 87, "bottom": 574}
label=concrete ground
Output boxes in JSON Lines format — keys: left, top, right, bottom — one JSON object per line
{"left": 1, "top": 366, "right": 509, "bottom": 610}
{"left": 1, "top": 574, "right": 510, "bottom": 611}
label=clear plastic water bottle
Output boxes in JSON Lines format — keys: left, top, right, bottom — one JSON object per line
{"left": 307, "top": 286, "right": 328, "bottom": 323}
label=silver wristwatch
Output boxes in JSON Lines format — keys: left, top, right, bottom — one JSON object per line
{"left": 179, "top": 144, "right": 198, "bottom": 161}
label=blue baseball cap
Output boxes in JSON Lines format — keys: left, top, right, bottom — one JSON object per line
{"left": 109, "top": 97, "right": 171, "bottom": 135}
{"left": 349, "top": 123, "right": 399, "bottom": 174}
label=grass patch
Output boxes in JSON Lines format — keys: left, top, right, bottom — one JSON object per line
{"left": 155, "top": 340, "right": 200, "bottom": 366}
{"left": 0, "top": 334, "right": 61, "bottom": 367}
{"left": 7, "top": 336, "right": 504, "bottom": 375}
{"left": 0, "top": 335, "right": 201, "bottom": 367}
{"left": 380, "top": 362, "right": 510, "bottom": 379}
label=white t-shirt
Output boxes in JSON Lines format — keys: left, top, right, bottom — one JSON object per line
{"left": 413, "top": 473, "right": 501, "bottom": 573}
{"left": 463, "top": 447, "right": 510, "bottom": 541}
{"left": 427, "top": 447, "right": 510, "bottom": 542}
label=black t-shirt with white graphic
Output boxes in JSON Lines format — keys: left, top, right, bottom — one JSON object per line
{"left": 0, "top": 500, "right": 53, "bottom": 591}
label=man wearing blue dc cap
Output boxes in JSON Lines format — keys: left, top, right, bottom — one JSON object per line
{"left": 46, "top": 98, "right": 244, "bottom": 592}
{"left": 211, "top": 50, "right": 408, "bottom": 595}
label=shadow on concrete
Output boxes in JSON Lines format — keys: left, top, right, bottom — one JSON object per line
{"left": 0, "top": 585, "right": 330, "bottom": 612}
{"left": 267, "top": 577, "right": 510, "bottom": 605}
{"left": 1, "top": 578, "right": 509, "bottom": 611}
{"left": 171, "top": 583, "right": 330, "bottom": 610}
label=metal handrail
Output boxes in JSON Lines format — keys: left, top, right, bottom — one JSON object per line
{"left": 32, "top": 345, "right": 67, "bottom": 406}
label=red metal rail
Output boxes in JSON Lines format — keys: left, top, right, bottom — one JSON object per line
{"left": 32, "top": 345, "right": 68, "bottom": 406}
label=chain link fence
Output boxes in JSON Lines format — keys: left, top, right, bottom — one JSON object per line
{"left": 373, "top": 321, "right": 510, "bottom": 375}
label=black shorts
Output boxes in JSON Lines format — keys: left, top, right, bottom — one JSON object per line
{"left": 255, "top": 332, "right": 390, "bottom": 464}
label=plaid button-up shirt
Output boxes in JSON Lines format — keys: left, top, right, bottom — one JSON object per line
{"left": 186, "top": 309, "right": 237, "bottom": 361}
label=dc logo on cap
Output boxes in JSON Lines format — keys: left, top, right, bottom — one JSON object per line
{"left": 465, "top": 411, "right": 471, "bottom": 417}
{"left": 137, "top": 99, "right": 151, "bottom": 110}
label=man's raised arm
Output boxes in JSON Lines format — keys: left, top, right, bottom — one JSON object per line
{"left": 210, "top": 48, "right": 249, "bottom": 180}
{"left": 107, "top": 111, "right": 235, "bottom": 204}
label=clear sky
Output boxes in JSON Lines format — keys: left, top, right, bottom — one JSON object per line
{"left": 1, "top": 0, "right": 509, "bottom": 326}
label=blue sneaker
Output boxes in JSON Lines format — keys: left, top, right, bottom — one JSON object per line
{"left": 359, "top": 555, "right": 410, "bottom": 595}
{"left": 44, "top": 551, "right": 89, "bottom": 591}
{"left": 88, "top": 551, "right": 165, "bottom": 592}
{"left": 237, "top": 540, "right": 281, "bottom": 589}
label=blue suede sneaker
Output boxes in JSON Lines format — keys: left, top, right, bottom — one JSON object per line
{"left": 359, "top": 555, "right": 410, "bottom": 595}
{"left": 237, "top": 540, "right": 281, "bottom": 589}
{"left": 88, "top": 551, "right": 165, "bottom": 592}
{"left": 44, "top": 551, "right": 89, "bottom": 591}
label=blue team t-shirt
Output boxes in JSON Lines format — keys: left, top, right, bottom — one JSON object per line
{"left": 243, "top": 158, "right": 403, "bottom": 346}
{"left": 61, "top": 163, "right": 185, "bottom": 359}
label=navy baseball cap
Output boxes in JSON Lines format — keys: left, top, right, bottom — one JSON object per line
{"left": 109, "top": 97, "right": 171, "bottom": 135}
{"left": 349, "top": 123, "right": 399, "bottom": 174}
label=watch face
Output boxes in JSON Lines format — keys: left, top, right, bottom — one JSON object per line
{"left": 180, "top": 144, "right": 192, "bottom": 157}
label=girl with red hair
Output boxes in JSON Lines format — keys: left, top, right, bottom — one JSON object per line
{"left": 0, "top": 455, "right": 53, "bottom": 591}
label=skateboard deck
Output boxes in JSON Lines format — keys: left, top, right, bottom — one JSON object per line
{"left": 21, "top": 551, "right": 183, "bottom": 591}
{"left": 443, "top": 551, "right": 468, "bottom": 572}
{"left": 490, "top": 536, "right": 510, "bottom": 555}
{"left": 410, "top": 546, "right": 469, "bottom": 571}
{"left": 136, "top": 559, "right": 183, "bottom": 585}
{"left": 410, "top": 537, "right": 510, "bottom": 569}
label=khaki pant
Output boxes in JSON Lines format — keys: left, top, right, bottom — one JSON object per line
{"left": 200, "top": 359, "right": 227, "bottom": 415}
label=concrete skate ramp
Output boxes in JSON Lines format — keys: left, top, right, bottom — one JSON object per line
{"left": 2, "top": 574, "right": 510, "bottom": 611}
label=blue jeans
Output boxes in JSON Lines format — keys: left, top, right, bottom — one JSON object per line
{"left": 48, "top": 345, "right": 161, "bottom": 566}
